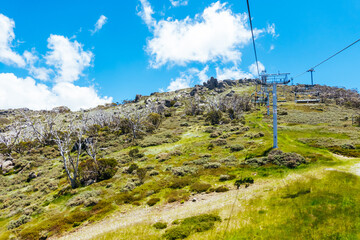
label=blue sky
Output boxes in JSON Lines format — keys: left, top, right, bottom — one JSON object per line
{"left": 0, "top": 0, "right": 359, "bottom": 110}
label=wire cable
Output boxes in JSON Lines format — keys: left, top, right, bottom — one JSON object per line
{"left": 293, "top": 37, "right": 360, "bottom": 79}
{"left": 246, "top": 0, "right": 260, "bottom": 78}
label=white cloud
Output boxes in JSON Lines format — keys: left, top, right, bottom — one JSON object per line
{"left": 170, "top": 0, "right": 188, "bottom": 7}
{"left": 269, "top": 44, "right": 275, "bottom": 51}
{"left": 166, "top": 66, "right": 209, "bottom": 91}
{"left": 267, "top": 23, "right": 278, "bottom": 38}
{"left": 145, "top": 1, "right": 263, "bottom": 68}
{"left": 167, "top": 73, "right": 192, "bottom": 91}
{"left": 137, "top": 0, "right": 156, "bottom": 28}
{"left": 0, "top": 73, "right": 112, "bottom": 110}
{"left": 0, "top": 14, "right": 112, "bottom": 111}
{"left": 45, "top": 35, "right": 93, "bottom": 83}
{"left": 0, "top": 14, "right": 25, "bottom": 67}
{"left": 24, "top": 50, "right": 52, "bottom": 81}
{"left": 216, "top": 66, "right": 253, "bottom": 80}
{"left": 91, "top": 15, "right": 108, "bottom": 34}
{"left": 248, "top": 61, "right": 265, "bottom": 77}
{"left": 197, "top": 66, "right": 209, "bottom": 83}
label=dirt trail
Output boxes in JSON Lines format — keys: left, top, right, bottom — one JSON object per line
{"left": 53, "top": 157, "right": 360, "bottom": 240}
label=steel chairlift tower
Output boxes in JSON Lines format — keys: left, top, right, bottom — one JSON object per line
{"left": 259, "top": 72, "right": 290, "bottom": 149}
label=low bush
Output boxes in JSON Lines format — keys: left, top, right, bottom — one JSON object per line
{"left": 163, "top": 214, "right": 221, "bottom": 240}
{"left": 97, "top": 158, "right": 118, "bottom": 181}
{"left": 219, "top": 174, "right": 236, "bottom": 181}
{"left": 235, "top": 177, "right": 254, "bottom": 189}
{"left": 211, "top": 138, "right": 227, "bottom": 146}
{"left": 66, "top": 190, "right": 101, "bottom": 207}
{"left": 153, "top": 222, "right": 167, "bottom": 229}
{"left": 127, "top": 163, "right": 139, "bottom": 174}
{"left": 190, "top": 182, "right": 211, "bottom": 193}
{"left": 210, "top": 131, "right": 222, "bottom": 138}
{"left": 147, "top": 113, "right": 162, "bottom": 129}
{"left": 147, "top": 197, "right": 160, "bottom": 206}
{"left": 230, "top": 144, "right": 244, "bottom": 152}
{"left": 167, "top": 190, "right": 190, "bottom": 203}
{"left": 170, "top": 177, "right": 193, "bottom": 189}
{"left": 128, "top": 148, "right": 139, "bottom": 158}
{"left": 205, "top": 110, "right": 223, "bottom": 125}
{"left": 215, "top": 186, "right": 229, "bottom": 192}
{"left": 243, "top": 150, "right": 307, "bottom": 168}
{"left": 172, "top": 166, "right": 197, "bottom": 176}
{"left": 7, "top": 215, "right": 31, "bottom": 229}
{"left": 204, "top": 162, "right": 221, "bottom": 169}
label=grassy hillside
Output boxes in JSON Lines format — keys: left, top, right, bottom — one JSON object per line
{"left": 0, "top": 80, "right": 359, "bottom": 240}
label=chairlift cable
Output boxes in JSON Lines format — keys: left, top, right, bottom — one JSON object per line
{"left": 246, "top": 0, "right": 260, "bottom": 78}
{"left": 293, "top": 37, "right": 360, "bottom": 79}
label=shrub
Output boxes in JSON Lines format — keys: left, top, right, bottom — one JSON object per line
{"left": 163, "top": 225, "right": 191, "bottom": 240}
{"left": 147, "top": 197, "right": 160, "bottom": 206}
{"left": 190, "top": 182, "right": 211, "bottom": 193}
{"left": 65, "top": 210, "right": 91, "bottom": 224}
{"left": 215, "top": 186, "right": 229, "bottom": 192}
{"left": 7, "top": 215, "right": 31, "bottom": 229}
{"left": 170, "top": 177, "right": 193, "bottom": 189}
{"left": 207, "top": 143, "right": 214, "bottom": 150}
{"left": 79, "top": 158, "right": 117, "bottom": 184}
{"left": 127, "top": 164, "right": 139, "bottom": 174}
{"left": 172, "top": 166, "right": 197, "bottom": 176}
{"left": 235, "top": 177, "right": 254, "bottom": 189}
{"left": 219, "top": 174, "right": 236, "bottom": 181}
{"left": 136, "top": 168, "right": 147, "bottom": 184}
{"left": 211, "top": 138, "right": 227, "bottom": 146}
{"left": 167, "top": 190, "right": 190, "bottom": 203}
{"left": 97, "top": 158, "right": 118, "bottom": 181}
{"left": 156, "top": 153, "right": 171, "bottom": 162}
{"left": 230, "top": 144, "right": 244, "bottom": 152}
{"left": 205, "top": 110, "right": 223, "bottom": 125}
{"left": 66, "top": 190, "right": 101, "bottom": 207}
{"left": 128, "top": 148, "right": 139, "bottom": 158}
{"left": 149, "top": 170, "right": 159, "bottom": 176}
{"left": 153, "top": 222, "right": 167, "bottom": 229}
{"left": 163, "top": 214, "right": 221, "bottom": 240}
{"left": 210, "top": 131, "right": 222, "bottom": 138}
{"left": 204, "top": 162, "right": 221, "bottom": 169}
{"left": 147, "top": 113, "right": 162, "bottom": 129}
{"left": 267, "top": 150, "right": 306, "bottom": 168}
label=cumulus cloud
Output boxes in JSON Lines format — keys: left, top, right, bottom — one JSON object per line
{"left": 91, "top": 15, "right": 108, "bottom": 34}
{"left": 167, "top": 74, "right": 191, "bottom": 92}
{"left": 166, "top": 66, "right": 210, "bottom": 91}
{"left": 0, "top": 13, "right": 112, "bottom": 110}
{"left": 197, "top": 66, "right": 209, "bottom": 83}
{"left": 0, "top": 73, "right": 112, "bottom": 110}
{"left": 0, "top": 14, "right": 25, "bottom": 67}
{"left": 170, "top": 0, "right": 188, "bottom": 7}
{"left": 248, "top": 61, "right": 265, "bottom": 77}
{"left": 144, "top": 1, "right": 262, "bottom": 68}
{"left": 24, "top": 50, "right": 52, "bottom": 81}
{"left": 137, "top": 0, "right": 155, "bottom": 28}
{"left": 216, "top": 66, "right": 253, "bottom": 80}
{"left": 45, "top": 35, "right": 93, "bottom": 83}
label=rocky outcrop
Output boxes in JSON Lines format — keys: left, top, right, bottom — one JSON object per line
{"left": 0, "top": 154, "right": 14, "bottom": 174}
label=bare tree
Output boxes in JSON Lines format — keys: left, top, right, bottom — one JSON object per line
{"left": 185, "top": 95, "right": 203, "bottom": 116}
{"left": 20, "top": 110, "right": 57, "bottom": 145}
{"left": 52, "top": 116, "right": 86, "bottom": 189}
{"left": 0, "top": 121, "right": 23, "bottom": 156}
{"left": 121, "top": 106, "right": 148, "bottom": 140}
{"left": 89, "top": 110, "right": 112, "bottom": 128}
